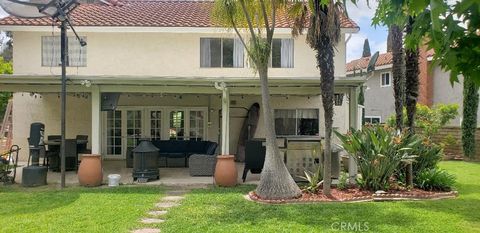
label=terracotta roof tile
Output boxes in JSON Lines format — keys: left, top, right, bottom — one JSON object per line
{"left": 346, "top": 52, "right": 393, "bottom": 72}
{"left": 0, "top": 0, "right": 359, "bottom": 29}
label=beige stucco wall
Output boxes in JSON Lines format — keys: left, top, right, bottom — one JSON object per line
{"left": 12, "top": 93, "right": 92, "bottom": 160}
{"left": 12, "top": 31, "right": 346, "bottom": 78}
{"left": 12, "top": 91, "right": 349, "bottom": 160}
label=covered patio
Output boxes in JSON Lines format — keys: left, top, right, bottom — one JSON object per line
{"left": 1, "top": 75, "right": 364, "bottom": 185}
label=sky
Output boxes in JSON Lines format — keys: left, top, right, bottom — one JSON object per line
{"left": 0, "top": 2, "right": 385, "bottom": 62}
{"left": 345, "top": 1, "right": 388, "bottom": 62}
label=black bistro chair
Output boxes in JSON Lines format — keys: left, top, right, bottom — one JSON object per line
{"left": 242, "top": 139, "right": 266, "bottom": 182}
{"left": 65, "top": 139, "right": 78, "bottom": 171}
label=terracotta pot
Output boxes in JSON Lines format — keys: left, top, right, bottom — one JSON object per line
{"left": 214, "top": 155, "right": 237, "bottom": 187}
{"left": 78, "top": 154, "right": 103, "bottom": 187}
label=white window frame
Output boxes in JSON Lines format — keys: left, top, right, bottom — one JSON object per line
{"left": 364, "top": 116, "right": 382, "bottom": 124}
{"left": 270, "top": 38, "right": 294, "bottom": 68}
{"left": 200, "top": 38, "right": 244, "bottom": 68}
{"left": 380, "top": 72, "right": 391, "bottom": 87}
{"left": 41, "top": 36, "right": 87, "bottom": 67}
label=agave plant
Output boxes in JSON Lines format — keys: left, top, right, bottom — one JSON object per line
{"left": 335, "top": 125, "right": 420, "bottom": 191}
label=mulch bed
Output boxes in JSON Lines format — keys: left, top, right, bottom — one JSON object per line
{"left": 247, "top": 188, "right": 458, "bottom": 204}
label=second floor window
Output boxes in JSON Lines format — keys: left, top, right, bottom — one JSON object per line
{"left": 200, "top": 38, "right": 244, "bottom": 68}
{"left": 381, "top": 72, "right": 391, "bottom": 87}
{"left": 271, "top": 38, "right": 294, "bottom": 68}
{"left": 41, "top": 36, "right": 87, "bottom": 67}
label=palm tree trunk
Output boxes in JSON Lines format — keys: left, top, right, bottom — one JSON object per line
{"left": 405, "top": 17, "right": 419, "bottom": 134}
{"left": 316, "top": 33, "right": 334, "bottom": 196}
{"left": 255, "top": 65, "right": 302, "bottom": 200}
{"left": 462, "top": 77, "right": 479, "bottom": 159}
{"left": 391, "top": 25, "right": 405, "bottom": 131}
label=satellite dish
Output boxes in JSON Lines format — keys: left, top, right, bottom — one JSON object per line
{"left": 0, "top": 0, "right": 79, "bottom": 19}
{"left": 367, "top": 51, "right": 379, "bottom": 73}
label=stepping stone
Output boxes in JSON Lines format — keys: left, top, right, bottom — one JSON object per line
{"left": 140, "top": 218, "right": 165, "bottom": 224}
{"left": 162, "top": 196, "right": 185, "bottom": 202}
{"left": 165, "top": 190, "right": 187, "bottom": 196}
{"left": 148, "top": 210, "right": 168, "bottom": 216}
{"left": 131, "top": 228, "right": 160, "bottom": 233}
{"left": 155, "top": 202, "right": 179, "bottom": 208}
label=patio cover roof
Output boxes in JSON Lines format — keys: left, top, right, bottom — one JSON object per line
{"left": 0, "top": 75, "right": 366, "bottom": 95}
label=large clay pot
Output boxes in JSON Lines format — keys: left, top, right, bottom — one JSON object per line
{"left": 214, "top": 155, "right": 237, "bottom": 187}
{"left": 78, "top": 154, "right": 103, "bottom": 187}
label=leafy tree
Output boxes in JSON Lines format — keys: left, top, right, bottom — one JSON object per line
{"left": 404, "top": 0, "right": 480, "bottom": 158}
{"left": 289, "top": 0, "right": 344, "bottom": 195}
{"left": 0, "top": 32, "right": 12, "bottom": 62}
{"left": 213, "top": 0, "right": 301, "bottom": 199}
{"left": 0, "top": 57, "right": 12, "bottom": 120}
{"left": 362, "top": 38, "right": 371, "bottom": 57}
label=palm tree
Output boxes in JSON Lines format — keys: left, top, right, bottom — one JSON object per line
{"left": 213, "top": 0, "right": 301, "bottom": 200}
{"left": 405, "top": 16, "right": 419, "bottom": 133}
{"left": 391, "top": 24, "right": 405, "bottom": 131}
{"left": 289, "top": 0, "right": 343, "bottom": 195}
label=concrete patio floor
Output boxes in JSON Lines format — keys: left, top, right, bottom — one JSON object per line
{"left": 13, "top": 160, "right": 261, "bottom": 186}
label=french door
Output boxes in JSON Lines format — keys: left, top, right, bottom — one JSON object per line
{"left": 103, "top": 107, "right": 207, "bottom": 159}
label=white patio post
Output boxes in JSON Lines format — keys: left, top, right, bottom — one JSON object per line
{"left": 348, "top": 87, "right": 360, "bottom": 180}
{"left": 91, "top": 85, "right": 102, "bottom": 155}
{"left": 215, "top": 82, "right": 230, "bottom": 155}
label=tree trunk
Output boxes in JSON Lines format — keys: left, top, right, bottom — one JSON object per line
{"left": 255, "top": 65, "right": 301, "bottom": 200}
{"left": 391, "top": 25, "right": 405, "bottom": 131}
{"left": 462, "top": 77, "right": 479, "bottom": 158}
{"left": 316, "top": 33, "right": 335, "bottom": 196}
{"left": 405, "top": 17, "right": 419, "bottom": 134}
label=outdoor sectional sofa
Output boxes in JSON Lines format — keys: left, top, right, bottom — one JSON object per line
{"left": 126, "top": 140, "right": 217, "bottom": 168}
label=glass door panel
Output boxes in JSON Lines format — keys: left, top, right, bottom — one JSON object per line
{"left": 126, "top": 110, "right": 143, "bottom": 151}
{"left": 106, "top": 110, "right": 122, "bottom": 156}
{"left": 189, "top": 110, "right": 205, "bottom": 141}
{"left": 150, "top": 110, "right": 162, "bottom": 140}
{"left": 169, "top": 110, "right": 185, "bottom": 140}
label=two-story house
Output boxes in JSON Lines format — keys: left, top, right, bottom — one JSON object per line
{"left": 0, "top": 0, "right": 362, "bottom": 164}
{"left": 346, "top": 49, "right": 480, "bottom": 126}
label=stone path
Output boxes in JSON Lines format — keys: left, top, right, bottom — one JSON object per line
{"left": 131, "top": 187, "right": 190, "bottom": 233}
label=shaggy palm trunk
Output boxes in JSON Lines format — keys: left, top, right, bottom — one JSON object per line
{"left": 316, "top": 34, "right": 335, "bottom": 196}
{"left": 391, "top": 25, "right": 405, "bottom": 131}
{"left": 462, "top": 78, "right": 479, "bottom": 159}
{"left": 256, "top": 65, "right": 302, "bottom": 199}
{"left": 405, "top": 17, "right": 419, "bottom": 134}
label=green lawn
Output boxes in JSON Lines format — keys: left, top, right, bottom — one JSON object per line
{"left": 1, "top": 161, "right": 479, "bottom": 233}
{"left": 160, "top": 161, "right": 480, "bottom": 233}
{"left": 0, "top": 186, "right": 164, "bottom": 233}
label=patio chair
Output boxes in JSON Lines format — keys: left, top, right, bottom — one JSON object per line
{"left": 65, "top": 139, "right": 78, "bottom": 171}
{"left": 76, "top": 135, "right": 89, "bottom": 154}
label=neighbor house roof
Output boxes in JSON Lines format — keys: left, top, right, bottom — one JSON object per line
{"left": 0, "top": 0, "right": 359, "bottom": 29}
{"left": 346, "top": 49, "right": 435, "bottom": 72}
{"left": 346, "top": 52, "right": 393, "bottom": 72}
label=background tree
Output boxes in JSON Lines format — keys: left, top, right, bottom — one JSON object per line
{"left": 405, "top": 16, "right": 419, "bottom": 133}
{"left": 362, "top": 38, "right": 371, "bottom": 57}
{"left": 462, "top": 78, "right": 479, "bottom": 158}
{"left": 290, "top": 0, "right": 344, "bottom": 195}
{"left": 405, "top": 0, "right": 480, "bottom": 159}
{"left": 373, "top": 0, "right": 406, "bottom": 131}
{"left": 0, "top": 32, "right": 12, "bottom": 61}
{"left": 213, "top": 0, "right": 301, "bottom": 199}
{"left": 0, "top": 57, "right": 12, "bottom": 119}
{"left": 386, "top": 27, "right": 392, "bottom": 52}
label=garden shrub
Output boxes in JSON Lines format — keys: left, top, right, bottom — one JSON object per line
{"left": 335, "top": 125, "right": 419, "bottom": 191}
{"left": 337, "top": 172, "right": 348, "bottom": 190}
{"left": 416, "top": 168, "right": 456, "bottom": 191}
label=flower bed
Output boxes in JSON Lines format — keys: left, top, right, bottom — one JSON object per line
{"left": 247, "top": 188, "right": 458, "bottom": 204}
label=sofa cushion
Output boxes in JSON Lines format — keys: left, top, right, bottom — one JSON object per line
{"left": 205, "top": 141, "right": 218, "bottom": 155}
{"left": 188, "top": 141, "right": 208, "bottom": 154}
